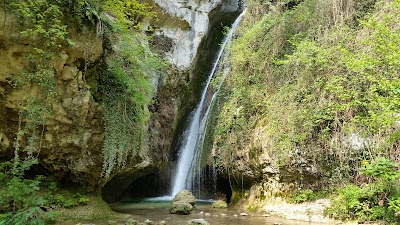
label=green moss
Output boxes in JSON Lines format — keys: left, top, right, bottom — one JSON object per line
{"left": 56, "top": 195, "right": 117, "bottom": 222}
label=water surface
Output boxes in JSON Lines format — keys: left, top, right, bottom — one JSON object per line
{"left": 111, "top": 199, "right": 324, "bottom": 225}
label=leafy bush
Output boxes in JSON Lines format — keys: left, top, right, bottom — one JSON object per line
{"left": 0, "top": 159, "right": 56, "bottom": 225}
{"left": 325, "top": 158, "right": 400, "bottom": 224}
{"left": 211, "top": 0, "right": 400, "bottom": 189}
{"left": 101, "top": 32, "right": 164, "bottom": 178}
{"left": 75, "top": 193, "right": 90, "bottom": 205}
{"left": 290, "top": 189, "right": 317, "bottom": 203}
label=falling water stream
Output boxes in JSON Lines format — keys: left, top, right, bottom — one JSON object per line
{"left": 171, "top": 11, "right": 246, "bottom": 197}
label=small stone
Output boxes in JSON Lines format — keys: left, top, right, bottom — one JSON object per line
{"left": 125, "top": 219, "right": 138, "bottom": 225}
{"left": 108, "top": 220, "right": 117, "bottom": 225}
{"left": 240, "top": 213, "right": 248, "bottom": 216}
{"left": 233, "top": 214, "right": 238, "bottom": 217}
{"left": 187, "top": 219, "right": 210, "bottom": 225}
{"left": 199, "top": 211, "right": 204, "bottom": 215}
{"left": 144, "top": 219, "right": 154, "bottom": 225}
{"left": 158, "top": 221, "right": 167, "bottom": 225}
{"left": 204, "top": 213, "right": 211, "bottom": 216}
{"left": 221, "top": 213, "right": 226, "bottom": 216}
{"left": 262, "top": 214, "right": 270, "bottom": 217}
{"left": 273, "top": 223, "right": 282, "bottom": 225}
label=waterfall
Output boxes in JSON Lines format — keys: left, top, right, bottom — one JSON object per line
{"left": 171, "top": 11, "right": 245, "bottom": 197}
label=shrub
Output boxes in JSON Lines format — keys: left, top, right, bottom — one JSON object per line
{"left": 291, "top": 189, "right": 317, "bottom": 203}
{"left": 325, "top": 158, "right": 400, "bottom": 224}
{"left": 0, "top": 159, "right": 56, "bottom": 225}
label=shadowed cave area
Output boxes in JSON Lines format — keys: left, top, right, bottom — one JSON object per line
{"left": 115, "top": 167, "right": 233, "bottom": 203}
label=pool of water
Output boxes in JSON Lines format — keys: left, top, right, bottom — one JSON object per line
{"left": 111, "top": 199, "right": 324, "bottom": 225}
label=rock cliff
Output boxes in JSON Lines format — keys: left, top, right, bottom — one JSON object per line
{"left": 0, "top": 0, "right": 240, "bottom": 200}
{"left": 153, "top": 0, "right": 239, "bottom": 69}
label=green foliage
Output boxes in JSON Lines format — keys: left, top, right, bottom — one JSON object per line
{"left": 211, "top": 0, "right": 400, "bottom": 188}
{"left": 325, "top": 158, "right": 400, "bottom": 224}
{"left": 103, "top": 0, "right": 157, "bottom": 30}
{"left": 8, "top": 0, "right": 72, "bottom": 50}
{"left": 101, "top": 33, "right": 165, "bottom": 178}
{"left": 75, "top": 193, "right": 90, "bottom": 205}
{"left": 389, "top": 197, "right": 400, "bottom": 213}
{"left": 361, "top": 157, "right": 400, "bottom": 181}
{"left": 290, "top": 189, "right": 317, "bottom": 203}
{"left": 63, "top": 199, "right": 77, "bottom": 209}
{"left": 0, "top": 159, "right": 56, "bottom": 225}
{"left": 0, "top": 158, "right": 91, "bottom": 224}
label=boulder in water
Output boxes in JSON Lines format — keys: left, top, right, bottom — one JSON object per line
{"left": 172, "top": 190, "right": 196, "bottom": 206}
{"left": 170, "top": 190, "right": 196, "bottom": 214}
{"left": 170, "top": 201, "right": 193, "bottom": 215}
{"left": 187, "top": 219, "right": 210, "bottom": 225}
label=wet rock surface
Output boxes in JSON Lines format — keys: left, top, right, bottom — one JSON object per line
{"left": 211, "top": 200, "right": 228, "bottom": 208}
{"left": 170, "top": 190, "right": 196, "bottom": 214}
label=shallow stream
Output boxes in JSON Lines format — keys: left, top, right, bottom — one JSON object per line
{"left": 110, "top": 199, "right": 324, "bottom": 225}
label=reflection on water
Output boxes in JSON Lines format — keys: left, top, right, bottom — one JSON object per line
{"left": 111, "top": 199, "right": 323, "bottom": 225}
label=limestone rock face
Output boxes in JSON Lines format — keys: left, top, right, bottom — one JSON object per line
{"left": 0, "top": 8, "right": 104, "bottom": 188}
{"left": 0, "top": 0, "right": 241, "bottom": 196}
{"left": 155, "top": 0, "right": 240, "bottom": 69}
{"left": 0, "top": 4, "right": 190, "bottom": 193}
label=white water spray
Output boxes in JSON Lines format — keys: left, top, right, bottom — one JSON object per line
{"left": 171, "top": 12, "right": 245, "bottom": 197}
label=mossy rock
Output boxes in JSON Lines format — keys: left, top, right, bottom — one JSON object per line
{"left": 56, "top": 195, "right": 116, "bottom": 222}
{"left": 172, "top": 190, "right": 196, "bottom": 206}
{"left": 211, "top": 200, "right": 228, "bottom": 208}
{"left": 170, "top": 201, "right": 193, "bottom": 215}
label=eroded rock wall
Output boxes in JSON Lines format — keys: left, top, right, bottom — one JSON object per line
{"left": 0, "top": 0, "right": 241, "bottom": 198}
{"left": 0, "top": 9, "right": 105, "bottom": 188}
{"left": 154, "top": 0, "right": 240, "bottom": 69}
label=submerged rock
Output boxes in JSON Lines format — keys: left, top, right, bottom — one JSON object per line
{"left": 187, "top": 219, "right": 210, "bottom": 225}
